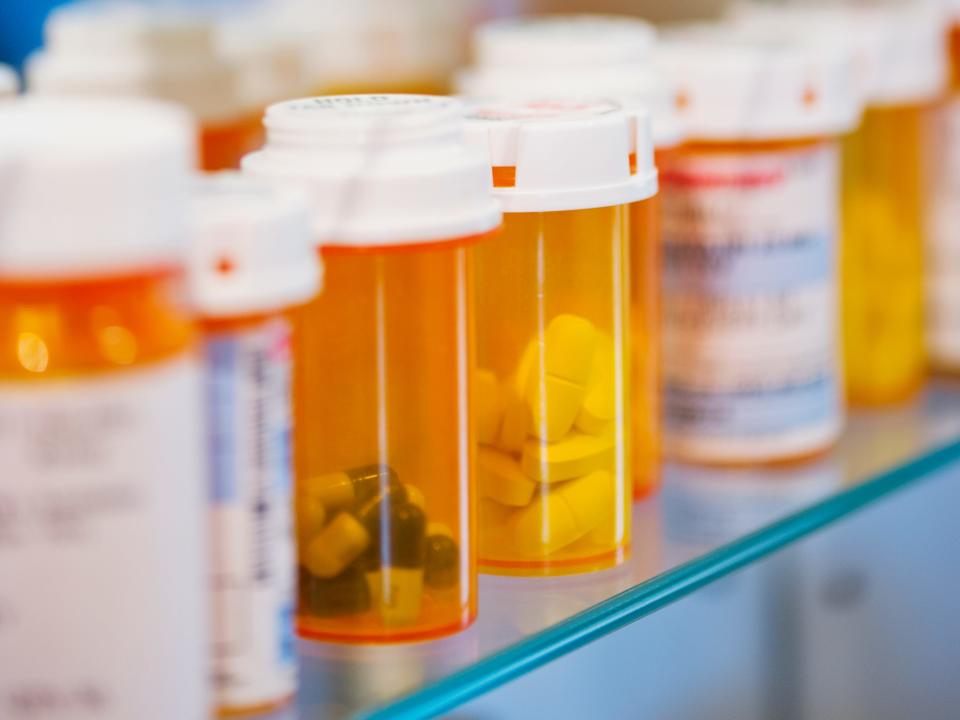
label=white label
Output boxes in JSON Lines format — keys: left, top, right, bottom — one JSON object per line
{"left": 660, "top": 143, "right": 842, "bottom": 461}
{"left": 926, "top": 99, "right": 960, "bottom": 366}
{"left": 206, "top": 318, "right": 295, "bottom": 711}
{"left": 0, "top": 357, "right": 208, "bottom": 720}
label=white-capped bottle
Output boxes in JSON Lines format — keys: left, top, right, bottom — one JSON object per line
{"left": 0, "top": 97, "right": 207, "bottom": 719}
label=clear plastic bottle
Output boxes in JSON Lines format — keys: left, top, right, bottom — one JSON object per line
{"left": 464, "top": 100, "right": 657, "bottom": 576}
{"left": 191, "top": 174, "right": 320, "bottom": 715}
{"left": 243, "top": 95, "right": 501, "bottom": 642}
{"left": 657, "top": 31, "right": 859, "bottom": 465}
{"left": 0, "top": 97, "right": 207, "bottom": 719}
{"left": 459, "top": 14, "right": 685, "bottom": 499}
{"left": 27, "top": 1, "right": 264, "bottom": 172}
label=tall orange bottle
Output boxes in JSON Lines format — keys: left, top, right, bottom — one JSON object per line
{"left": 463, "top": 100, "right": 657, "bottom": 576}
{"left": 244, "top": 95, "right": 501, "bottom": 643}
{"left": 459, "top": 14, "right": 685, "bottom": 499}
{"left": 0, "top": 97, "right": 207, "bottom": 719}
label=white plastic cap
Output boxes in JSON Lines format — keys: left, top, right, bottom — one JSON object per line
{"left": 658, "top": 28, "right": 861, "bottom": 142}
{"left": 242, "top": 95, "right": 502, "bottom": 248}
{"left": 0, "top": 96, "right": 194, "bottom": 279}
{"left": 0, "top": 65, "right": 18, "bottom": 97}
{"left": 728, "top": 3, "right": 948, "bottom": 107}
{"left": 459, "top": 15, "right": 683, "bottom": 149}
{"left": 27, "top": 1, "right": 249, "bottom": 123}
{"left": 463, "top": 99, "right": 657, "bottom": 214}
{"left": 191, "top": 173, "right": 321, "bottom": 318}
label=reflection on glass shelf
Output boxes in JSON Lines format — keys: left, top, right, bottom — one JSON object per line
{"left": 260, "top": 382, "right": 960, "bottom": 720}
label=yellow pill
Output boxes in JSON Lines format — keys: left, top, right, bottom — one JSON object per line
{"left": 404, "top": 483, "right": 426, "bottom": 513}
{"left": 301, "top": 465, "right": 398, "bottom": 513}
{"left": 526, "top": 372, "right": 587, "bottom": 442}
{"left": 474, "top": 368, "right": 504, "bottom": 445}
{"left": 513, "top": 340, "right": 539, "bottom": 395}
{"left": 496, "top": 382, "right": 531, "bottom": 453}
{"left": 508, "top": 470, "right": 615, "bottom": 557}
{"left": 575, "top": 338, "right": 616, "bottom": 435}
{"left": 479, "top": 447, "right": 537, "bottom": 507}
{"left": 521, "top": 430, "right": 616, "bottom": 483}
{"left": 366, "top": 568, "right": 424, "bottom": 627}
{"left": 301, "top": 472, "right": 354, "bottom": 513}
{"left": 303, "top": 512, "right": 370, "bottom": 579}
{"left": 543, "top": 314, "right": 597, "bottom": 385}
{"left": 296, "top": 495, "right": 327, "bottom": 552}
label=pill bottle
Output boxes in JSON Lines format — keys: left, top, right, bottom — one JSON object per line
{"left": 286, "top": 0, "right": 471, "bottom": 95}
{"left": 657, "top": 33, "right": 859, "bottom": 466}
{"left": 926, "top": 3, "right": 960, "bottom": 373}
{"left": 730, "top": 3, "right": 948, "bottom": 404}
{"left": 463, "top": 99, "right": 657, "bottom": 576}
{"left": 27, "top": 1, "right": 263, "bottom": 171}
{"left": 0, "top": 64, "right": 18, "bottom": 96}
{"left": 243, "top": 95, "right": 501, "bottom": 642}
{"left": 459, "top": 15, "right": 685, "bottom": 500}
{"left": 191, "top": 175, "right": 320, "bottom": 714}
{"left": 0, "top": 97, "right": 207, "bottom": 719}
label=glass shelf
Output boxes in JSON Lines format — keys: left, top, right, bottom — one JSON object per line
{"left": 267, "top": 380, "right": 960, "bottom": 720}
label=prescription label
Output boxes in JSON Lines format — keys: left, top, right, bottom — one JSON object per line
{"left": 926, "top": 100, "right": 960, "bottom": 367}
{"left": 206, "top": 317, "right": 295, "bottom": 710}
{"left": 660, "top": 143, "right": 842, "bottom": 461}
{"left": 0, "top": 356, "right": 207, "bottom": 720}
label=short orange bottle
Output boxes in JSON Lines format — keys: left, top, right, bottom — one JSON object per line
{"left": 244, "top": 95, "right": 501, "bottom": 643}
{"left": 459, "top": 14, "right": 686, "bottom": 500}
{"left": 463, "top": 100, "right": 657, "bottom": 576}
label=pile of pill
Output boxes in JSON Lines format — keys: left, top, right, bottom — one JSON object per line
{"left": 297, "top": 465, "right": 459, "bottom": 626}
{"left": 477, "top": 314, "right": 619, "bottom": 559}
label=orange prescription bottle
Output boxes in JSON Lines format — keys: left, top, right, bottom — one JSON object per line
{"left": 296, "top": 0, "right": 470, "bottom": 95}
{"left": 657, "top": 34, "right": 859, "bottom": 466}
{"left": 26, "top": 2, "right": 264, "bottom": 172}
{"left": 463, "top": 100, "right": 657, "bottom": 576}
{"left": 243, "top": 95, "right": 501, "bottom": 643}
{"left": 190, "top": 175, "right": 320, "bottom": 715}
{"left": 0, "top": 64, "right": 17, "bottom": 97}
{"left": 730, "top": 3, "right": 948, "bottom": 403}
{"left": 0, "top": 98, "right": 207, "bottom": 719}
{"left": 458, "top": 15, "right": 685, "bottom": 499}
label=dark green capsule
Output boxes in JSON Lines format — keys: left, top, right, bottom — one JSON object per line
{"left": 299, "top": 564, "right": 370, "bottom": 618}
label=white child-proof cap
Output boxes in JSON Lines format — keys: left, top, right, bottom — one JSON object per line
{"left": 0, "top": 96, "right": 194, "bottom": 279}
{"left": 190, "top": 173, "right": 321, "bottom": 317}
{"left": 658, "top": 27, "right": 861, "bottom": 142}
{"left": 458, "top": 15, "right": 683, "bottom": 149}
{"left": 463, "top": 99, "right": 658, "bottom": 214}
{"left": 27, "top": 1, "right": 249, "bottom": 123}
{"left": 242, "top": 95, "right": 502, "bottom": 248}
{"left": 727, "top": 3, "right": 948, "bottom": 108}
{"left": 0, "top": 65, "right": 18, "bottom": 96}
